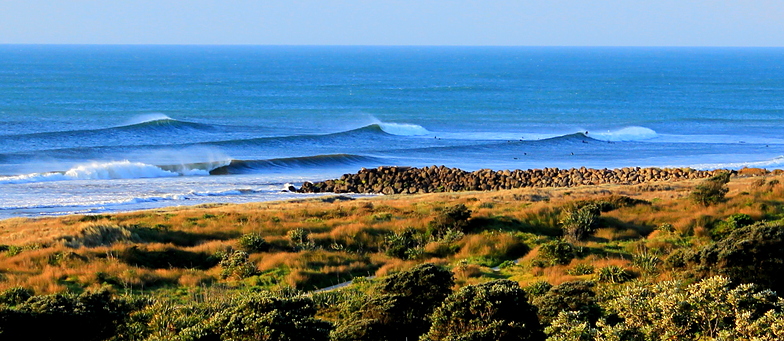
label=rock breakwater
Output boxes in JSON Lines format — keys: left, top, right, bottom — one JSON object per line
{"left": 297, "top": 166, "right": 743, "bottom": 195}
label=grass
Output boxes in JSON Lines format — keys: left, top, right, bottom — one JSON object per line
{"left": 0, "top": 171, "right": 781, "bottom": 294}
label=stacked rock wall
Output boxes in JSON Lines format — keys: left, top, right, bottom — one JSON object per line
{"left": 297, "top": 166, "right": 739, "bottom": 194}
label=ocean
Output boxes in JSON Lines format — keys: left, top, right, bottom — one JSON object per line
{"left": 1, "top": 45, "right": 783, "bottom": 219}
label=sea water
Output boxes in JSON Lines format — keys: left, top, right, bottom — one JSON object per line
{"left": 1, "top": 46, "right": 783, "bottom": 218}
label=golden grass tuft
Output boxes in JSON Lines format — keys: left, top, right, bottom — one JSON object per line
{"left": 456, "top": 233, "right": 529, "bottom": 261}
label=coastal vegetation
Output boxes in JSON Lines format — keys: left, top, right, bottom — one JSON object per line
{"left": 0, "top": 167, "right": 783, "bottom": 340}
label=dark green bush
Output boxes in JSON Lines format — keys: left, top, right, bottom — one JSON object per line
{"left": 537, "top": 239, "right": 576, "bottom": 266}
{"left": 423, "top": 279, "right": 544, "bottom": 341}
{"left": 138, "top": 292, "right": 330, "bottom": 341}
{"left": 428, "top": 204, "right": 472, "bottom": 238}
{"left": 688, "top": 220, "right": 784, "bottom": 293}
{"left": 0, "top": 287, "right": 33, "bottom": 306}
{"left": 331, "top": 263, "right": 454, "bottom": 341}
{"left": 533, "top": 280, "right": 602, "bottom": 327}
{"left": 0, "top": 289, "right": 137, "bottom": 341}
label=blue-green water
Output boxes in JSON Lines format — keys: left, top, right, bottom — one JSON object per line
{"left": 1, "top": 46, "right": 783, "bottom": 218}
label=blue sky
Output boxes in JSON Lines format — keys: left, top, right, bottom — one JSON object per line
{"left": 1, "top": 0, "right": 783, "bottom": 46}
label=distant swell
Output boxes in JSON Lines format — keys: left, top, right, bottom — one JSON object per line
{"left": 210, "top": 154, "right": 382, "bottom": 175}
{"left": 0, "top": 116, "right": 216, "bottom": 140}
{"left": 0, "top": 154, "right": 381, "bottom": 184}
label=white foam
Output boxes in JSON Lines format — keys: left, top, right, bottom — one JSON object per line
{"left": 684, "top": 155, "right": 784, "bottom": 170}
{"left": 652, "top": 134, "right": 784, "bottom": 145}
{"left": 0, "top": 160, "right": 180, "bottom": 184}
{"left": 65, "top": 161, "right": 179, "bottom": 179}
{"left": 378, "top": 122, "right": 431, "bottom": 136}
{"left": 0, "top": 172, "right": 70, "bottom": 184}
{"left": 589, "top": 126, "right": 658, "bottom": 142}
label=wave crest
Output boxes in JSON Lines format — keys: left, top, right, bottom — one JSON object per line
{"left": 64, "top": 161, "right": 181, "bottom": 179}
{"left": 0, "top": 160, "right": 202, "bottom": 184}
{"left": 589, "top": 126, "right": 658, "bottom": 142}
{"left": 377, "top": 122, "right": 431, "bottom": 136}
{"left": 123, "top": 113, "right": 175, "bottom": 126}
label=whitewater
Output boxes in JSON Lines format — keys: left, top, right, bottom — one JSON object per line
{"left": 1, "top": 45, "right": 783, "bottom": 218}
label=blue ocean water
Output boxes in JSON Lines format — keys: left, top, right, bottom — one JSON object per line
{"left": 1, "top": 45, "right": 783, "bottom": 218}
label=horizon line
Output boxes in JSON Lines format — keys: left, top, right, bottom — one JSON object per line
{"left": 1, "top": 43, "right": 783, "bottom": 48}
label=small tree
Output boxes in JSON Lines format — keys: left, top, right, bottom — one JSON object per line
{"left": 690, "top": 172, "right": 731, "bottom": 206}
{"left": 560, "top": 203, "right": 600, "bottom": 242}
{"left": 423, "top": 279, "right": 544, "bottom": 341}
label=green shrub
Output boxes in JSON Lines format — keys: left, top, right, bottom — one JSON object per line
{"left": 424, "top": 279, "right": 544, "bottom": 341}
{"left": 690, "top": 172, "right": 731, "bottom": 206}
{"left": 711, "top": 213, "right": 754, "bottom": 240}
{"left": 534, "top": 280, "right": 602, "bottom": 327}
{"left": 632, "top": 252, "right": 661, "bottom": 274}
{"left": 657, "top": 223, "right": 675, "bottom": 233}
{"left": 601, "top": 276, "right": 784, "bottom": 340}
{"left": 2, "top": 245, "right": 22, "bottom": 256}
{"left": 140, "top": 292, "right": 331, "bottom": 341}
{"left": 288, "top": 228, "right": 316, "bottom": 251}
{"left": 383, "top": 227, "right": 424, "bottom": 259}
{"left": 428, "top": 204, "right": 472, "bottom": 238}
{"left": 687, "top": 220, "right": 784, "bottom": 294}
{"left": 331, "top": 263, "right": 454, "bottom": 341}
{"left": 566, "top": 263, "right": 595, "bottom": 276}
{"left": 537, "top": 239, "right": 576, "bottom": 266}
{"left": 596, "top": 265, "right": 633, "bottom": 283}
{"left": 663, "top": 249, "right": 690, "bottom": 269}
{"left": 0, "top": 289, "right": 138, "bottom": 341}
{"left": 237, "top": 232, "right": 270, "bottom": 253}
{"left": 525, "top": 281, "right": 553, "bottom": 297}
{"left": 219, "top": 250, "right": 259, "bottom": 280}
{"left": 0, "top": 287, "right": 34, "bottom": 306}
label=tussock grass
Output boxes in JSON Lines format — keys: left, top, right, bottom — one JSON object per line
{"left": 0, "top": 172, "right": 780, "bottom": 294}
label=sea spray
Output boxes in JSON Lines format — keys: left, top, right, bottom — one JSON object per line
{"left": 0, "top": 161, "right": 180, "bottom": 184}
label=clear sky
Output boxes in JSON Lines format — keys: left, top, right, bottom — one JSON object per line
{"left": 1, "top": 0, "right": 783, "bottom": 46}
